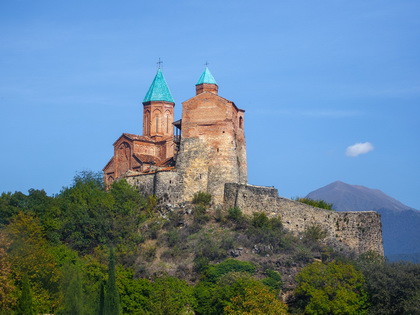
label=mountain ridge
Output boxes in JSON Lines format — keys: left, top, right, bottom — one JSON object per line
{"left": 305, "top": 181, "right": 420, "bottom": 259}
{"left": 307, "top": 180, "right": 414, "bottom": 212}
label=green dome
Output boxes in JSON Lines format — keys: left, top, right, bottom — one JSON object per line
{"left": 196, "top": 67, "right": 217, "bottom": 85}
{"left": 143, "top": 69, "right": 174, "bottom": 103}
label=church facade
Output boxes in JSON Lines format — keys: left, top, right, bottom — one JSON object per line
{"left": 103, "top": 67, "right": 247, "bottom": 204}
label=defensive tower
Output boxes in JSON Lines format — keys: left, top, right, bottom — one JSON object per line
{"left": 176, "top": 67, "right": 247, "bottom": 203}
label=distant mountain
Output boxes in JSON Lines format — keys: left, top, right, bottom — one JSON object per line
{"left": 306, "top": 181, "right": 413, "bottom": 212}
{"left": 306, "top": 181, "right": 420, "bottom": 260}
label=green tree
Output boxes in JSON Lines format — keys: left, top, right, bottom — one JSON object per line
{"left": 360, "top": 261, "right": 420, "bottom": 315}
{"left": 204, "top": 259, "right": 256, "bottom": 283}
{"left": 104, "top": 249, "right": 120, "bottom": 315}
{"left": 261, "top": 269, "right": 283, "bottom": 292}
{"left": 16, "top": 274, "right": 35, "bottom": 315}
{"left": 0, "top": 192, "right": 22, "bottom": 226}
{"left": 294, "top": 261, "right": 368, "bottom": 315}
{"left": 60, "top": 264, "right": 84, "bottom": 315}
{"left": 195, "top": 272, "right": 274, "bottom": 315}
{"left": 98, "top": 282, "right": 105, "bottom": 315}
{"left": 58, "top": 171, "right": 114, "bottom": 253}
{"left": 150, "top": 276, "right": 196, "bottom": 315}
{"left": 0, "top": 231, "right": 16, "bottom": 313}
{"left": 224, "top": 285, "right": 288, "bottom": 315}
{"left": 80, "top": 254, "right": 107, "bottom": 315}
{"left": 0, "top": 189, "right": 62, "bottom": 242}
{"left": 6, "top": 212, "right": 61, "bottom": 312}
{"left": 116, "top": 266, "right": 152, "bottom": 314}
{"left": 109, "top": 179, "right": 147, "bottom": 260}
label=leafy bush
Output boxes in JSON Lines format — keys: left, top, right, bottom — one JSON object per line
{"left": 196, "top": 272, "right": 287, "bottom": 315}
{"left": 224, "top": 284, "right": 288, "bottom": 315}
{"left": 149, "top": 276, "right": 196, "bottom": 314}
{"left": 192, "top": 192, "right": 212, "bottom": 206}
{"left": 303, "top": 224, "right": 328, "bottom": 242}
{"left": 293, "top": 261, "right": 368, "bottom": 314}
{"left": 166, "top": 228, "right": 181, "bottom": 247}
{"left": 360, "top": 261, "right": 420, "bottom": 315}
{"left": 252, "top": 212, "right": 270, "bottom": 228}
{"left": 294, "top": 197, "right": 334, "bottom": 211}
{"left": 194, "top": 233, "right": 227, "bottom": 262}
{"left": 293, "top": 245, "right": 313, "bottom": 263}
{"left": 262, "top": 269, "right": 283, "bottom": 292}
{"left": 204, "top": 259, "right": 256, "bottom": 283}
{"left": 192, "top": 205, "right": 210, "bottom": 225}
{"left": 246, "top": 215, "right": 288, "bottom": 254}
{"left": 227, "top": 207, "right": 243, "bottom": 221}
{"left": 193, "top": 256, "right": 210, "bottom": 274}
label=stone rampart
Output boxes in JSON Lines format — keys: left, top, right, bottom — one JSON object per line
{"left": 126, "top": 170, "right": 183, "bottom": 204}
{"left": 224, "top": 183, "right": 384, "bottom": 255}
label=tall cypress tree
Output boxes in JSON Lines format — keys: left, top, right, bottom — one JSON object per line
{"left": 104, "top": 248, "right": 120, "bottom": 315}
{"left": 98, "top": 281, "right": 105, "bottom": 315}
{"left": 62, "top": 264, "right": 84, "bottom": 315}
{"left": 16, "top": 274, "right": 35, "bottom": 315}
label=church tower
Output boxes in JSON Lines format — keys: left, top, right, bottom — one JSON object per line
{"left": 176, "top": 67, "right": 248, "bottom": 203}
{"left": 195, "top": 67, "right": 218, "bottom": 95}
{"left": 142, "top": 69, "right": 175, "bottom": 139}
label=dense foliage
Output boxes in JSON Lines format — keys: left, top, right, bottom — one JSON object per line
{"left": 294, "top": 197, "right": 334, "bottom": 211}
{"left": 0, "top": 171, "right": 419, "bottom": 314}
{"left": 293, "top": 261, "right": 367, "bottom": 314}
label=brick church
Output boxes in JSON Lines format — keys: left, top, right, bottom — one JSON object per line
{"left": 102, "top": 65, "right": 384, "bottom": 256}
{"left": 103, "top": 66, "right": 248, "bottom": 203}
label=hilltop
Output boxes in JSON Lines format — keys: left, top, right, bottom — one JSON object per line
{"left": 1, "top": 174, "right": 420, "bottom": 314}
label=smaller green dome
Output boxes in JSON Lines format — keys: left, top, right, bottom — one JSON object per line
{"left": 143, "top": 69, "right": 174, "bottom": 103}
{"left": 196, "top": 67, "right": 217, "bottom": 85}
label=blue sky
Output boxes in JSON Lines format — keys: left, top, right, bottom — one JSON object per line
{"left": 1, "top": 0, "right": 419, "bottom": 209}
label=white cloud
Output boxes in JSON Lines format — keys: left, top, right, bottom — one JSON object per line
{"left": 345, "top": 142, "right": 374, "bottom": 157}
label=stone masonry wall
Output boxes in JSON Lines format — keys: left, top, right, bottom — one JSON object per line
{"left": 126, "top": 170, "right": 183, "bottom": 204}
{"left": 224, "top": 183, "right": 384, "bottom": 255}
{"left": 177, "top": 92, "right": 247, "bottom": 204}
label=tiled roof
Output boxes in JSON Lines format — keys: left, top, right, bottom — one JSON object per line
{"left": 143, "top": 69, "right": 174, "bottom": 103}
{"left": 133, "top": 153, "right": 160, "bottom": 164}
{"left": 122, "top": 133, "right": 153, "bottom": 142}
{"left": 196, "top": 67, "right": 217, "bottom": 85}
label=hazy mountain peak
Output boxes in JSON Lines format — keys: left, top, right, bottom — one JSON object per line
{"left": 306, "top": 181, "right": 420, "bottom": 259}
{"left": 306, "top": 181, "right": 412, "bottom": 212}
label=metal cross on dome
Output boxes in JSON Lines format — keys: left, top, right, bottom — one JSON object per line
{"left": 205, "top": 61, "right": 209, "bottom": 67}
{"left": 157, "top": 58, "right": 163, "bottom": 69}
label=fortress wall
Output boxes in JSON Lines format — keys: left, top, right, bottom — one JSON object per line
{"left": 178, "top": 93, "right": 247, "bottom": 205}
{"left": 224, "top": 183, "right": 280, "bottom": 212}
{"left": 126, "top": 170, "right": 183, "bottom": 204}
{"left": 175, "top": 137, "right": 211, "bottom": 202}
{"left": 224, "top": 183, "right": 384, "bottom": 255}
{"left": 153, "top": 171, "right": 183, "bottom": 204}
{"left": 126, "top": 173, "right": 155, "bottom": 196}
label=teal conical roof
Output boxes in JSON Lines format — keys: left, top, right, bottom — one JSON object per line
{"left": 196, "top": 67, "right": 217, "bottom": 85}
{"left": 143, "top": 69, "right": 174, "bottom": 103}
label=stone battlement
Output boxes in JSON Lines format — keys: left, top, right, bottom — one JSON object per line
{"left": 224, "top": 183, "right": 384, "bottom": 255}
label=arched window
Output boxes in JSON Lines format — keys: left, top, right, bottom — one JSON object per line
{"left": 165, "top": 110, "right": 171, "bottom": 134}
{"left": 239, "top": 116, "right": 243, "bottom": 129}
{"left": 145, "top": 111, "right": 150, "bottom": 135}
{"left": 153, "top": 109, "right": 162, "bottom": 135}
